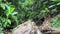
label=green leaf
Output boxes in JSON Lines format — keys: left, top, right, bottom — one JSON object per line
{"left": 0, "top": 0, "right": 2, "bottom": 2}
{"left": 7, "top": 19, "right": 11, "bottom": 24}
{"left": 45, "top": 8, "right": 49, "bottom": 12}
{"left": 0, "top": 3, "right": 5, "bottom": 10}
{"left": 0, "top": 27, "right": 3, "bottom": 34}
{"left": 51, "top": 0, "right": 60, "bottom": 2}
{"left": 3, "top": 19, "right": 11, "bottom": 27}
{"left": 6, "top": 7, "right": 15, "bottom": 16}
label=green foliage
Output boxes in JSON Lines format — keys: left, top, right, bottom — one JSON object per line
{"left": 0, "top": 0, "right": 60, "bottom": 33}
{"left": 0, "top": 3, "right": 14, "bottom": 27}
{"left": 0, "top": 1, "right": 15, "bottom": 33}
{"left": 6, "top": 6, "right": 15, "bottom": 17}
{"left": 51, "top": 14, "right": 60, "bottom": 28}
{"left": 0, "top": 27, "right": 3, "bottom": 34}
{"left": 51, "top": 0, "right": 60, "bottom": 2}
{"left": 0, "top": 17, "right": 11, "bottom": 27}
{"left": 12, "top": 0, "right": 49, "bottom": 22}
{"left": 12, "top": 0, "right": 60, "bottom": 27}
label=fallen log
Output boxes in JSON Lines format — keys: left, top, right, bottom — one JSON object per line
{"left": 4, "top": 20, "right": 60, "bottom": 34}
{"left": 11, "top": 20, "right": 60, "bottom": 34}
{"left": 11, "top": 20, "right": 42, "bottom": 34}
